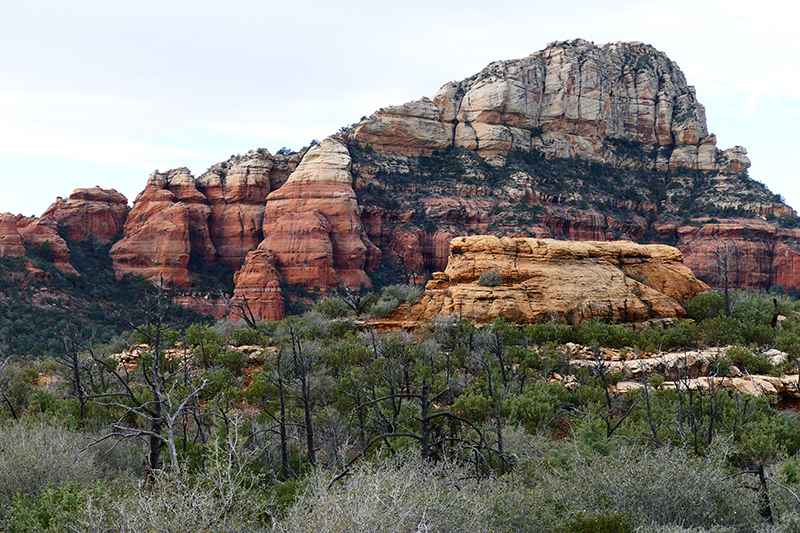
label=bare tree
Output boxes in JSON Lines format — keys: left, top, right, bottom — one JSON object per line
{"left": 710, "top": 239, "right": 741, "bottom": 317}
{"left": 91, "top": 284, "right": 207, "bottom": 476}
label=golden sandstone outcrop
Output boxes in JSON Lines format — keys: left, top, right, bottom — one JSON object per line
{"left": 413, "top": 236, "right": 707, "bottom": 324}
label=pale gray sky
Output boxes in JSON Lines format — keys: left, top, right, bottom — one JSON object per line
{"left": 1, "top": 0, "right": 797, "bottom": 216}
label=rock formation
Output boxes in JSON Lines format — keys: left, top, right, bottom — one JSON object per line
{"left": 9, "top": 40, "right": 800, "bottom": 323}
{"left": 0, "top": 214, "right": 26, "bottom": 258}
{"left": 231, "top": 249, "right": 285, "bottom": 322}
{"left": 15, "top": 216, "right": 76, "bottom": 273}
{"left": 196, "top": 151, "right": 274, "bottom": 269}
{"left": 412, "top": 236, "right": 707, "bottom": 324}
{"left": 42, "top": 187, "right": 129, "bottom": 242}
{"left": 110, "top": 168, "right": 209, "bottom": 287}
{"left": 352, "top": 39, "right": 748, "bottom": 174}
{"left": 654, "top": 219, "right": 800, "bottom": 291}
{"left": 252, "top": 139, "right": 380, "bottom": 289}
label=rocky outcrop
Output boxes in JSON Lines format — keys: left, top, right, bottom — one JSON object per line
{"left": 110, "top": 169, "right": 208, "bottom": 287}
{"left": 16, "top": 216, "right": 76, "bottom": 273}
{"left": 352, "top": 39, "right": 746, "bottom": 174}
{"left": 231, "top": 249, "right": 285, "bottom": 322}
{"left": 0, "top": 214, "right": 26, "bottom": 258}
{"left": 196, "top": 150, "right": 287, "bottom": 269}
{"left": 42, "top": 187, "right": 129, "bottom": 242}
{"left": 413, "top": 236, "right": 707, "bottom": 324}
{"left": 252, "top": 139, "right": 380, "bottom": 289}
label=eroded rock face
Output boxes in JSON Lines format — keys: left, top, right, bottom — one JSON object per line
{"left": 42, "top": 187, "right": 129, "bottom": 242}
{"left": 110, "top": 169, "right": 210, "bottom": 287}
{"left": 413, "top": 236, "right": 707, "bottom": 324}
{"left": 254, "top": 139, "right": 380, "bottom": 289}
{"left": 352, "top": 39, "right": 744, "bottom": 174}
{"left": 657, "top": 219, "right": 800, "bottom": 291}
{"left": 232, "top": 249, "right": 285, "bottom": 322}
{"left": 0, "top": 214, "right": 26, "bottom": 258}
{"left": 15, "top": 216, "right": 76, "bottom": 273}
{"left": 196, "top": 151, "right": 274, "bottom": 269}
{"left": 110, "top": 203, "right": 192, "bottom": 287}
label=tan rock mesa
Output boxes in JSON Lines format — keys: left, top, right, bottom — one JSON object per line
{"left": 412, "top": 236, "right": 707, "bottom": 324}
{"left": 251, "top": 138, "right": 380, "bottom": 290}
{"left": 42, "top": 187, "right": 129, "bottom": 242}
{"left": 352, "top": 39, "right": 747, "bottom": 174}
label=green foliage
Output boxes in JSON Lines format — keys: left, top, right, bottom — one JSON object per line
{"left": 726, "top": 345, "right": 773, "bottom": 375}
{"left": 563, "top": 511, "right": 633, "bottom": 533}
{"left": 685, "top": 291, "right": 725, "bottom": 321}
{"left": 477, "top": 268, "right": 504, "bottom": 287}
{"left": 215, "top": 349, "right": 248, "bottom": 375}
{"left": 504, "top": 382, "right": 573, "bottom": 433}
{"left": 312, "top": 296, "right": 352, "bottom": 319}
{"left": 7, "top": 482, "right": 105, "bottom": 533}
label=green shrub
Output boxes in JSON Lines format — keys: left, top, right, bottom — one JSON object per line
{"left": 563, "top": 511, "right": 633, "bottom": 533}
{"left": 312, "top": 296, "right": 352, "bottom": 319}
{"left": 700, "top": 317, "right": 744, "bottom": 346}
{"left": 368, "top": 297, "right": 400, "bottom": 318}
{"left": 215, "top": 349, "right": 248, "bottom": 375}
{"left": 478, "top": 269, "right": 504, "bottom": 287}
{"left": 232, "top": 326, "right": 260, "bottom": 346}
{"left": 685, "top": 291, "right": 725, "bottom": 321}
{"left": 725, "top": 345, "right": 773, "bottom": 375}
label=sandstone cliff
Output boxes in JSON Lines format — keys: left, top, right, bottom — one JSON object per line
{"left": 352, "top": 40, "right": 751, "bottom": 175}
{"left": 109, "top": 150, "right": 302, "bottom": 287}
{"left": 252, "top": 139, "right": 380, "bottom": 289}
{"left": 412, "top": 236, "right": 707, "bottom": 325}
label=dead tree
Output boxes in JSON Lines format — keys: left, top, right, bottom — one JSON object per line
{"left": 91, "top": 284, "right": 207, "bottom": 476}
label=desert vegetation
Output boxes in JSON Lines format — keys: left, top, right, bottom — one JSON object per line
{"left": 2, "top": 285, "right": 800, "bottom": 532}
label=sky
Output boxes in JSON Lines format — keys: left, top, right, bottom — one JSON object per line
{"left": 1, "top": 0, "right": 798, "bottom": 216}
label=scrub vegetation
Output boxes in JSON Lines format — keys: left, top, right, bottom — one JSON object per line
{"left": 2, "top": 286, "right": 800, "bottom": 532}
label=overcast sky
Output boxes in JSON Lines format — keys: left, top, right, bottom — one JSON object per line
{"left": 1, "top": 0, "right": 798, "bottom": 216}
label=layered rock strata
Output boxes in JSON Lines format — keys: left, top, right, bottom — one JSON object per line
{"left": 251, "top": 139, "right": 380, "bottom": 289}
{"left": 655, "top": 219, "right": 800, "bottom": 290}
{"left": 110, "top": 168, "right": 210, "bottom": 287}
{"left": 352, "top": 39, "right": 747, "bottom": 174}
{"left": 231, "top": 249, "right": 285, "bottom": 321}
{"left": 413, "top": 236, "right": 707, "bottom": 324}
{"left": 0, "top": 214, "right": 26, "bottom": 258}
{"left": 196, "top": 152, "right": 273, "bottom": 269}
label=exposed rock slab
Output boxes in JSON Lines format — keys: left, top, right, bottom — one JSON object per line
{"left": 413, "top": 236, "right": 707, "bottom": 324}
